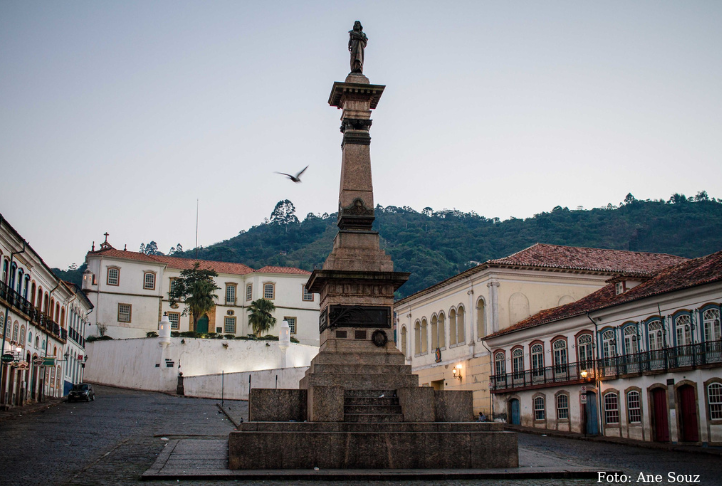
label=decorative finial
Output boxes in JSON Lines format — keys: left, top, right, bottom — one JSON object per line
{"left": 92, "top": 241, "right": 95, "bottom": 252}
{"left": 103, "top": 232, "right": 109, "bottom": 243}
{"left": 348, "top": 21, "right": 367, "bottom": 74}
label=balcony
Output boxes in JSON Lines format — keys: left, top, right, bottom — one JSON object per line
{"left": 0, "top": 280, "right": 67, "bottom": 344}
{"left": 491, "top": 361, "right": 595, "bottom": 393}
{"left": 598, "top": 340, "right": 722, "bottom": 378}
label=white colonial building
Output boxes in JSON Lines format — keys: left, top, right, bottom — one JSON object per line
{"left": 484, "top": 250, "right": 722, "bottom": 446}
{"left": 393, "top": 244, "right": 687, "bottom": 416}
{"left": 0, "top": 214, "right": 93, "bottom": 407}
{"left": 82, "top": 236, "right": 321, "bottom": 346}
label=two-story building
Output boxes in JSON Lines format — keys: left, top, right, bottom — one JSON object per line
{"left": 485, "top": 250, "right": 722, "bottom": 446}
{"left": 393, "top": 243, "right": 687, "bottom": 416}
{"left": 82, "top": 235, "right": 320, "bottom": 346}
{"left": 0, "top": 214, "right": 93, "bottom": 407}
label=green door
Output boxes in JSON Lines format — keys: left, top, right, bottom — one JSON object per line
{"left": 196, "top": 315, "right": 209, "bottom": 334}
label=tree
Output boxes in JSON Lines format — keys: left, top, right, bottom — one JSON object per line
{"left": 623, "top": 193, "right": 636, "bottom": 205}
{"left": 96, "top": 322, "right": 108, "bottom": 337}
{"left": 694, "top": 190, "right": 709, "bottom": 202}
{"left": 140, "top": 241, "right": 164, "bottom": 255}
{"left": 168, "top": 243, "right": 183, "bottom": 255}
{"left": 168, "top": 263, "right": 220, "bottom": 331}
{"left": 269, "top": 200, "right": 299, "bottom": 225}
{"left": 247, "top": 298, "right": 277, "bottom": 337}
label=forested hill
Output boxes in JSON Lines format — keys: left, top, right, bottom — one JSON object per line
{"left": 55, "top": 193, "right": 722, "bottom": 299}
{"left": 169, "top": 194, "right": 722, "bottom": 298}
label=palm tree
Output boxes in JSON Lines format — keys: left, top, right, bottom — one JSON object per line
{"left": 247, "top": 298, "right": 276, "bottom": 337}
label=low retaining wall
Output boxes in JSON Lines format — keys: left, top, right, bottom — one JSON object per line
{"left": 183, "top": 367, "right": 309, "bottom": 400}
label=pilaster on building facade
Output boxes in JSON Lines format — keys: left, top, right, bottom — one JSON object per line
{"left": 393, "top": 243, "right": 689, "bottom": 416}
{"left": 0, "top": 214, "right": 93, "bottom": 409}
{"left": 484, "top": 249, "right": 722, "bottom": 447}
{"left": 83, "top": 237, "right": 321, "bottom": 346}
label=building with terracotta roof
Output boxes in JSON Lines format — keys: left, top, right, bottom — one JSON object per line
{"left": 82, "top": 235, "right": 320, "bottom": 345}
{"left": 484, "top": 250, "right": 722, "bottom": 446}
{"left": 393, "top": 243, "right": 688, "bottom": 416}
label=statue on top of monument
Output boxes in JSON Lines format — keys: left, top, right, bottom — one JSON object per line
{"left": 348, "top": 21, "right": 367, "bottom": 74}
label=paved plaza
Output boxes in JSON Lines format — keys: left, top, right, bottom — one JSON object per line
{"left": 0, "top": 385, "right": 720, "bottom": 485}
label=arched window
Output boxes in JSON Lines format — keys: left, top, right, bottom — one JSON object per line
{"left": 553, "top": 339, "right": 567, "bottom": 372}
{"left": 457, "top": 305, "right": 465, "bottom": 344}
{"left": 9, "top": 262, "right": 17, "bottom": 290}
{"left": 420, "top": 318, "right": 428, "bottom": 354}
{"left": 414, "top": 320, "right": 421, "bottom": 356}
{"left": 534, "top": 396, "right": 545, "bottom": 420}
{"left": 675, "top": 314, "right": 692, "bottom": 346}
{"left": 703, "top": 309, "right": 721, "bottom": 343}
{"left": 19, "top": 326, "right": 25, "bottom": 345}
{"left": 578, "top": 334, "right": 593, "bottom": 367}
{"left": 627, "top": 391, "right": 641, "bottom": 423}
{"left": 430, "top": 315, "right": 438, "bottom": 350}
{"left": 648, "top": 320, "right": 664, "bottom": 351}
{"left": 55, "top": 303, "right": 60, "bottom": 322}
{"left": 28, "top": 331, "right": 32, "bottom": 344}
{"left": 477, "top": 298, "right": 486, "bottom": 339}
{"left": 60, "top": 308, "right": 66, "bottom": 328}
{"left": 708, "top": 383, "right": 722, "bottom": 420}
{"left": 12, "top": 321, "right": 19, "bottom": 342}
{"left": 35, "top": 336, "right": 39, "bottom": 348}
{"left": 512, "top": 348, "right": 524, "bottom": 378}
{"left": 449, "top": 309, "right": 457, "bottom": 346}
{"left": 557, "top": 393, "right": 569, "bottom": 420}
{"left": 15, "top": 268, "right": 23, "bottom": 293}
{"left": 531, "top": 344, "right": 544, "bottom": 377}
{"left": 602, "top": 330, "right": 616, "bottom": 358}
{"left": 437, "top": 312, "right": 446, "bottom": 348}
{"left": 53, "top": 346, "right": 57, "bottom": 356}
{"left": 23, "top": 275, "right": 29, "bottom": 299}
{"left": 509, "top": 292, "right": 530, "bottom": 325}
{"left": 604, "top": 392, "right": 619, "bottom": 424}
{"left": 494, "top": 351, "right": 505, "bottom": 376}
{"left": 400, "top": 326, "right": 407, "bottom": 357}
{"left": 30, "top": 282, "right": 36, "bottom": 306}
{"left": 624, "top": 326, "right": 639, "bottom": 355}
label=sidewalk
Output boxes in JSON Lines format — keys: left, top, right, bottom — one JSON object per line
{"left": 505, "top": 424, "right": 722, "bottom": 456}
{"left": 0, "top": 397, "right": 64, "bottom": 423}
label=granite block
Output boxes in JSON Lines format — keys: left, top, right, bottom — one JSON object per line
{"left": 434, "top": 390, "right": 474, "bottom": 422}
{"left": 248, "top": 389, "right": 307, "bottom": 422}
{"left": 307, "top": 385, "right": 344, "bottom": 422}
{"left": 397, "top": 387, "right": 435, "bottom": 422}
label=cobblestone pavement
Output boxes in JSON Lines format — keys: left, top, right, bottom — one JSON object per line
{"left": 0, "top": 386, "right": 720, "bottom": 485}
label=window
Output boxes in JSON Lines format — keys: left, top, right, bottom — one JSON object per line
{"left": 553, "top": 340, "right": 567, "bottom": 372}
{"left": 170, "top": 278, "right": 178, "bottom": 294}
{"left": 648, "top": 321, "right": 664, "bottom": 351}
{"left": 143, "top": 272, "right": 155, "bottom": 290}
{"left": 400, "top": 326, "right": 407, "bottom": 356}
{"left": 512, "top": 348, "right": 524, "bottom": 378}
{"left": 107, "top": 267, "right": 119, "bottom": 286}
{"left": 456, "top": 306, "right": 465, "bottom": 344}
{"left": 449, "top": 309, "right": 457, "bottom": 346}
{"left": 226, "top": 284, "right": 236, "bottom": 304}
{"left": 431, "top": 315, "right": 438, "bottom": 350}
{"left": 602, "top": 330, "right": 616, "bottom": 358}
{"left": 534, "top": 396, "right": 545, "bottom": 420}
{"left": 246, "top": 284, "right": 253, "bottom": 301}
{"left": 703, "top": 309, "right": 721, "bottom": 343}
{"left": 414, "top": 321, "right": 421, "bottom": 355}
{"left": 531, "top": 344, "right": 544, "bottom": 377}
{"left": 557, "top": 394, "right": 569, "bottom": 420}
{"left": 118, "top": 303, "right": 132, "bottom": 323}
{"left": 675, "top": 314, "right": 692, "bottom": 346}
{"left": 494, "top": 351, "right": 505, "bottom": 376}
{"left": 578, "top": 334, "right": 593, "bottom": 367}
{"left": 224, "top": 316, "right": 236, "bottom": 334}
{"left": 615, "top": 282, "right": 624, "bottom": 295}
{"left": 263, "top": 283, "right": 274, "bottom": 300}
{"left": 420, "top": 318, "right": 428, "bottom": 354}
{"left": 12, "top": 322, "right": 19, "bottom": 342}
{"left": 708, "top": 383, "right": 722, "bottom": 420}
{"left": 437, "top": 312, "right": 446, "bottom": 349}
{"left": 302, "top": 287, "right": 314, "bottom": 302}
{"left": 624, "top": 326, "right": 639, "bottom": 355}
{"left": 604, "top": 392, "right": 619, "bottom": 424}
{"left": 476, "top": 298, "right": 486, "bottom": 339}
{"left": 627, "top": 391, "right": 641, "bottom": 423}
{"left": 167, "top": 312, "right": 180, "bottom": 330}
{"left": 285, "top": 317, "right": 296, "bottom": 334}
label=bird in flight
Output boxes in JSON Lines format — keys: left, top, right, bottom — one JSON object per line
{"left": 275, "top": 165, "right": 308, "bottom": 183}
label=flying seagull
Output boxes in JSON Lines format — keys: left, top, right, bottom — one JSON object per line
{"left": 275, "top": 165, "right": 308, "bottom": 183}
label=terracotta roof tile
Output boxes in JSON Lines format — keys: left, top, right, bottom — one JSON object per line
{"left": 485, "top": 249, "right": 722, "bottom": 340}
{"left": 88, "top": 248, "right": 307, "bottom": 276}
{"left": 395, "top": 243, "right": 688, "bottom": 306}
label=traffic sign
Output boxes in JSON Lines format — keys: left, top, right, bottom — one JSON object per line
{"left": 580, "top": 385, "right": 586, "bottom": 392}
{"left": 580, "top": 394, "right": 587, "bottom": 404}
{"left": 1, "top": 353, "right": 14, "bottom": 363}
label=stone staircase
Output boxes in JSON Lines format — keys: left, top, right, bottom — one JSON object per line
{"left": 343, "top": 389, "right": 403, "bottom": 423}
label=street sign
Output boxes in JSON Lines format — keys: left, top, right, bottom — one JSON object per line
{"left": 42, "top": 357, "right": 55, "bottom": 367}
{"left": 580, "top": 385, "right": 586, "bottom": 392}
{"left": 1, "top": 353, "right": 14, "bottom": 363}
{"left": 580, "top": 394, "right": 587, "bottom": 404}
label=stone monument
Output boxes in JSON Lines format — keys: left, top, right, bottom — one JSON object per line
{"left": 228, "top": 22, "right": 518, "bottom": 470}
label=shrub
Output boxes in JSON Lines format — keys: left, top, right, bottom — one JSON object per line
{"left": 290, "top": 337, "right": 300, "bottom": 343}
{"left": 224, "top": 334, "right": 235, "bottom": 340}
{"left": 87, "top": 335, "right": 113, "bottom": 342}
{"left": 146, "top": 331, "right": 158, "bottom": 338}
{"left": 171, "top": 331, "right": 180, "bottom": 337}
{"left": 179, "top": 331, "right": 199, "bottom": 338}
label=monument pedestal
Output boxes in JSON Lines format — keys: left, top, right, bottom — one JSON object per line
{"left": 228, "top": 26, "right": 518, "bottom": 470}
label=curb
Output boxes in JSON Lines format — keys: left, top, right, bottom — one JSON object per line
{"left": 0, "top": 398, "right": 63, "bottom": 423}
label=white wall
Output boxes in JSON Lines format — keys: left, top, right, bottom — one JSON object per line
{"left": 182, "top": 367, "right": 309, "bottom": 400}
{"left": 84, "top": 337, "right": 318, "bottom": 392}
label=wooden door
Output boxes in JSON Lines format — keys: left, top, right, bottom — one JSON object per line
{"left": 586, "top": 392, "right": 598, "bottom": 435}
{"left": 652, "top": 388, "right": 669, "bottom": 442}
{"left": 510, "top": 399, "right": 520, "bottom": 425}
{"left": 196, "top": 315, "right": 209, "bottom": 334}
{"left": 678, "top": 385, "right": 699, "bottom": 442}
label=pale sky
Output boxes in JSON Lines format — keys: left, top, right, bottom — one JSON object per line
{"left": 1, "top": 1, "right": 721, "bottom": 268}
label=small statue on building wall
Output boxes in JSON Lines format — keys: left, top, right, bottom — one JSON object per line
{"left": 348, "top": 21, "right": 367, "bottom": 73}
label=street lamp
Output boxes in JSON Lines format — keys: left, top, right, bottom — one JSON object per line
{"left": 453, "top": 364, "right": 462, "bottom": 380}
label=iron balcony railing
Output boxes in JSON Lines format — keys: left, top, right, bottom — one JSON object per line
{"left": 0, "top": 279, "right": 67, "bottom": 343}
{"left": 491, "top": 361, "right": 596, "bottom": 392}
{"left": 598, "top": 340, "right": 722, "bottom": 378}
